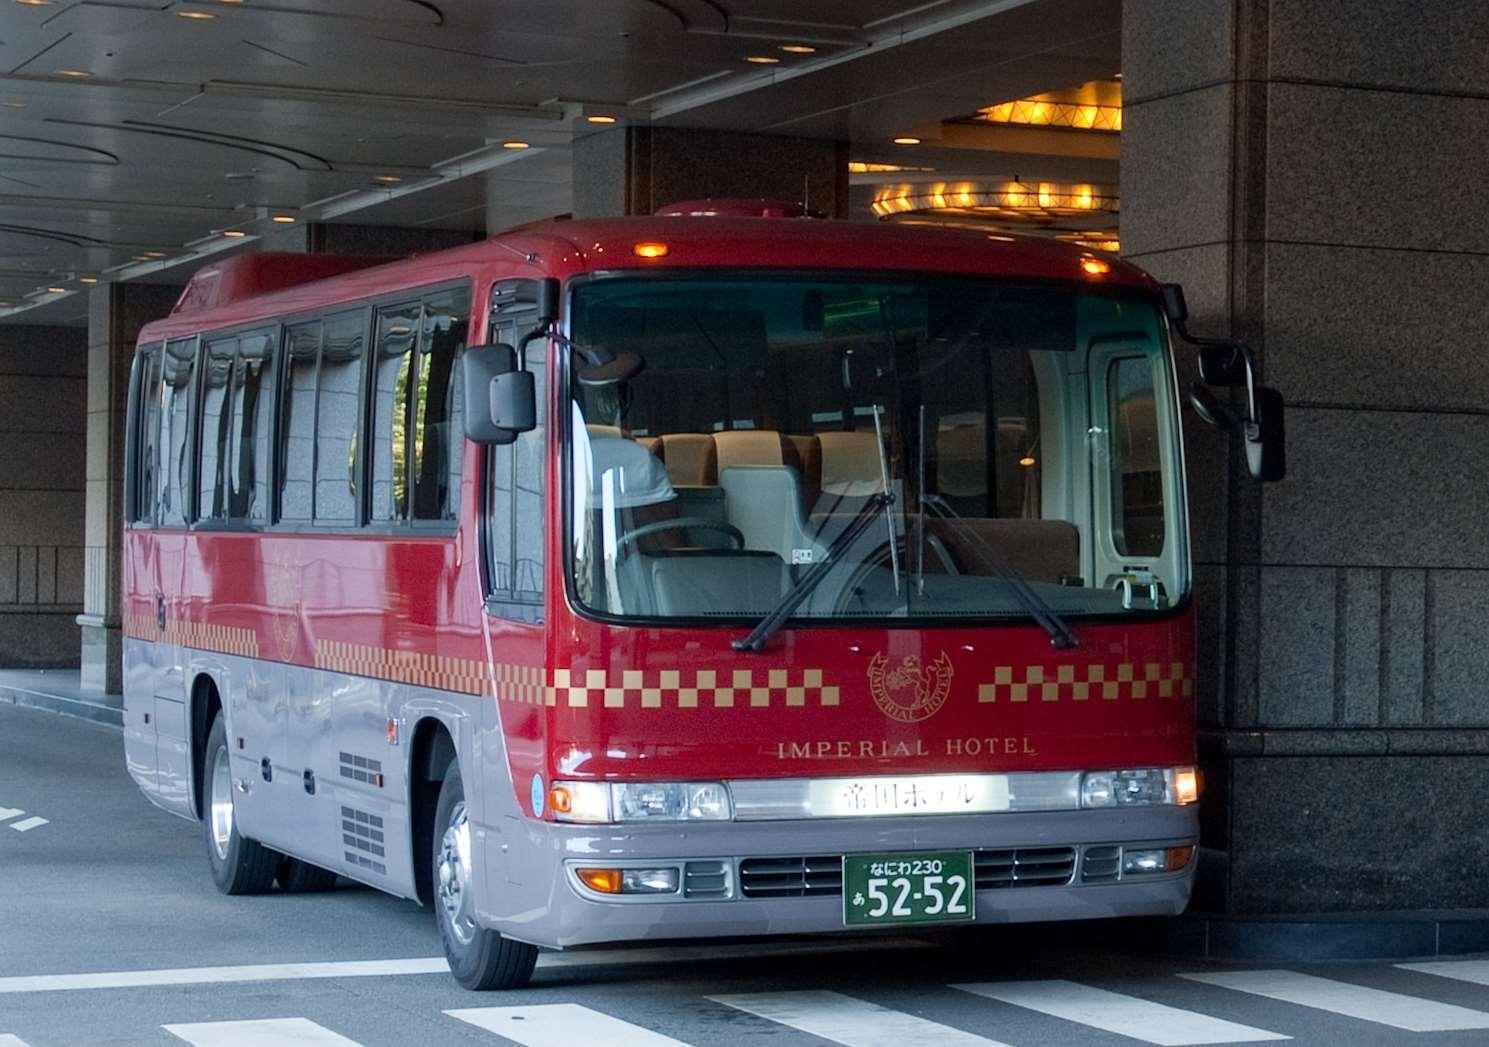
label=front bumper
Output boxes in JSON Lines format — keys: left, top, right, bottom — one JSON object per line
{"left": 484, "top": 805, "right": 1197, "bottom": 949}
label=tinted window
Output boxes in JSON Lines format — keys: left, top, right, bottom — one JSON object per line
{"left": 133, "top": 344, "right": 163, "bottom": 525}
{"left": 313, "top": 313, "right": 365, "bottom": 527}
{"left": 278, "top": 321, "right": 320, "bottom": 525}
{"left": 485, "top": 279, "right": 541, "bottom": 615}
{"left": 227, "top": 329, "right": 275, "bottom": 523}
{"left": 199, "top": 337, "right": 236, "bottom": 520}
{"left": 411, "top": 291, "right": 466, "bottom": 522}
{"left": 1109, "top": 356, "right": 1164, "bottom": 557}
{"left": 370, "top": 305, "right": 419, "bottom": 523}
{"left": 158, "top": 338, "right": 197, "bottom": 527}
{"left": 512, "top": 339, "right": 545, "bottom": 599}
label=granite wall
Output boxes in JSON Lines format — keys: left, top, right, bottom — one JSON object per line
{"left": 0, "top": 324, "right": 87, "bottom": 667}
{"left": 1123, "top": 0, "right": 1489, "bottom": 913}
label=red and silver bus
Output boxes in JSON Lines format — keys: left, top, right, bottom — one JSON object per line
{"left": 121, "top": 204, "right": 1282, "bottom": 989}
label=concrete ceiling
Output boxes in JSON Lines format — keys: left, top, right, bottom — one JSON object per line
{"left": 0, "top": 0, "right": 1120, "bottom": 326}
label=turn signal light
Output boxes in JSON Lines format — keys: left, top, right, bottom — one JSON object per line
{"left": 1166, "top": 846, "right": 1195, "bottom": 871}
{"left": 575, "top": 868, "right": 623, "bottom": 894}
{"left": 547, "top": 785, "right": 573, "bottom": 814}
{"left": 1174, "top": 767, "right": 1199, "bottom": 805}
{"left": 1080, "top": 257, "right": 1111, "bottom": 276}
{"left": 633, "top": 241, "right": 669, "bottom": 258}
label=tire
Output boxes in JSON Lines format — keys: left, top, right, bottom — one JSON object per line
{"left": 433, "top": 761, "right": 538, "bottom": 990}
{"left": 203, "top": 715, "right": 278, "bottom": 895}
{"left": 277, "top": 856, "right": 340, "bottom": 893}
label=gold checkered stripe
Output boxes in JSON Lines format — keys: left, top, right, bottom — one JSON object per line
{"left": 163, "top": 619, "right": 259, "bottom": 659}
{"left": 977, "top": 662, "right": 1192, "bottom": 703}
{"left": 315, "top": 640, "right": 489, "bottom": 696}
{"left": 121, "top": 611, "right": 156, "bottom": 640}
{"left": 492, "top": 662, "right": 547, "bottom": 704}
{"left": 544, "top": 667, "right": 840, "bottom": 710}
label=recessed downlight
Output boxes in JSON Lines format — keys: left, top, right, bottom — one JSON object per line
{"left": 501, "top": 140, "right": 529, "bottom": 149}
{"left": 271, "top": 214, "right": 296, "bottom": 223}
{"left": 15, "top": 1, "right": 56, "bottom": 7}
{"left": 55, "top": 69, "right": 95, "bottom": 78}
{"left": 780, "top": 44, "right": 817, "bottom": 54}
{"left": 1, "top": 101, "right": 24, "bottom": 109}
{"left": 79, "top": 276, "right": 98, "bottom": 284}
{"left": 221, "top": 230, "right": 247, "bottom": 238}
{"left": 141, "top": 250, "right": 165, "bottom": 258}
{"left": 177, "top": 9, "right": 217, "bottom": 18}
{"left": 373, "top": 174, "right": 402, "bottom": 183}
{"left": 745, "top": 55, "right": 780, "bottom": 64}
{"left": 586, "top": 115, "right": 617, "bottom": 124}
{"left": 46, "top": 286, "right": 65, "bottom": 294}
{"left": 892, "top": 136, "right": 921, "bottom": 145}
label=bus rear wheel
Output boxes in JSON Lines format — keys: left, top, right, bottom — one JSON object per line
{"left": 204, "top": 716, "right": 278, "bottom": 895}
{"left": 433, "top": 761, "right": 538, "bottom": 990}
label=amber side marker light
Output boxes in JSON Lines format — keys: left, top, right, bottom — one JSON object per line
{"left": 1080, "top": 256, "right": 1111, "bottom": 276}
{"left": 633, "top": 242, "right": 669, "bottom": 258}
{"left": 546, "top": 784, "right": 573, "bottom": 814}
{"left": 1166, "top": 846, "right": 1195, "bottom": 871}
{"left": 575, "top": 868, "right": 623, "bottom": 894}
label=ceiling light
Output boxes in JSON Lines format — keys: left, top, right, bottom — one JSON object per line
{"left": 871, "top": 179, "right": 1117, "bottom": 220}
{"left": 141, "top": 250, "right": 165, "bottom": 258}
{"left": 15, "top": 1, "right": 55, "bottom": 6}
{"left": 46, "top": 286, "right": 65, "bottom": 294}
{"left": 54, "top": 69, "right": 95, "bottom": 78}
{"left": 501, "top": 140, "right": 529, "bottom": 149}
{"left": 745, "top": 55, "right": 780, "bottom": 64}
{"left": 372, "top": 174, "right": 402, "bottom": 183}
{"left": 271, "top": 214, "right": 296, "bottom": 223}
{"left": 1, "top": 101, "right": 24, "bottom": 109}
{"left": 892, "top": 136, "right": 920, "bottom": 145}
{"left": 221, "top": 230, "right": 247, "bottom": 238}
{"left": 978, "top": 93, "right": 1122, "bottom": 132}
{"left": 780, "top": 44, "right": 817, "bottom": 54}
{"left": 177, "top": 10, "right": 217, "bottom": 18}
{"left": 79, "top": 276, "right": 98, "bottom": 284}
{"left": 586, "top": 115, "right": 617, "bottom": 124}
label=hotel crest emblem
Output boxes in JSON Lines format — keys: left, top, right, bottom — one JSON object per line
{"left": 867, "top": 651, "right": 954, "bottom": 722}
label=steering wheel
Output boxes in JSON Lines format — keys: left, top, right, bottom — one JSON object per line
{"left": 615, "top": 517, "right": 745, "bottom": 553}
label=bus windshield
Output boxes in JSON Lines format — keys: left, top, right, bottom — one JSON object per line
{"left": 566, "top": 271, "right": 1188, "bottom": 624}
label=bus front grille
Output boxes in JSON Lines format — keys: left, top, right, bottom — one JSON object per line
{"left": 738, "top": 856, "right": 842, "bottom": 897}
{"left": 974, "top": 847, "right": 1076, "bottom": 888}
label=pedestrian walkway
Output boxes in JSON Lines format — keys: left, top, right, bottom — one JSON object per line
{"left": 11, "top": 958, "right": 1489, "bottom": 1044}
{"left": 0, "top": 668, "right": 120, "bottom": 728}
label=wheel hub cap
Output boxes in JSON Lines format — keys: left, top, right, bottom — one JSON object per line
{"left": 209, "top": 745, "right": 233, "bottom": 861}
{"left": 437, "top": 801, "right": 477, "bottom": 946}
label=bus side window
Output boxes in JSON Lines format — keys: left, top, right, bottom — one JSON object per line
{"left": 412, "top": 290, "right": 468, "bottom": 523}
{"left": 158, "top": 337, "right": 198, "bottom": 527}
{"left": 313, "top": 312, "right": 366, "bottom": 527}
{"left": 485, "top": 278, "right": 541, "bottom": 619}
{"left": 370, "top": 304, "right": 420, "bottom": 523}
{"left": 227, "top": 329, "right": 275, "bottom": 524}
{"left": 199, "top": 337, "right": 237, "bottom": 521}
{"left": 278, "top": 321, "right": 321, "bottom": 525}
{"left": 133, "top": 344, "right": 163, "bottom": 525}
{"left": 1109, "top": 355, "right": 1164, "bottom": 557}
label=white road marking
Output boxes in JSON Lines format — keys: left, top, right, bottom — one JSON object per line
{"left": 0, "top": 1035, "right": 32, "bottom": 1046}
{"left": 165, "top": 1018, "right": 362, "bottom": 1046}
{"left": 8, "top": 817, "right": 46, "bottom": 833}
{"left": 1181, "top": 969, "right": 1489, "bottom": 1032}
{"left": 0, "top": 808, "right": 22, "bottom": 823}
{"left": 954, "top": 979, "right": 1290, "bottom": 1045}
{"left": 0, "top": 937, "right": 930, "bottom": 993}
{"left": 0, "top": 958, "right": 449, "bottom": 994}
{"left": 448, "top": 1003, "right": 690, "bottom": 1046}
{"left": 1398, "top": 959, "right": 1489, "bottom": 987}
{"left": 709, "top": 990, "right": 1013, "bottom": 1047}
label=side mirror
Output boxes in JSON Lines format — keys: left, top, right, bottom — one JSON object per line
{"left": 1160, "top": 283, "right": 1188, "bottom": 324}
{"left": 1244, "top": 385, "right": 1286, "bottom": 481}
{"left": 1198, "top": 344, "right": 1248, "bottom": 386}
{"left": 462, "top": 343, "right": 532, "bottom": 445}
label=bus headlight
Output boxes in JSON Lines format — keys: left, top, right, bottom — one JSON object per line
{"left": 548, "top": 781, "right": 733, "bottom": 822}
{"left": 1080, "top": 766, "right": 1199, "bottom": 808}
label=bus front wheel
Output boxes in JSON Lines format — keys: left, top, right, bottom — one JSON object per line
{"left": 203, "top": 716, "right": 278, "bottom": 895}
{"left": 433, "top": 761, "right": 538, "bottom": 990}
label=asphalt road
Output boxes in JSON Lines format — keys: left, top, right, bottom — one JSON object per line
{"left": 4, "top": 701, "right": 1489, "bottom": 1047}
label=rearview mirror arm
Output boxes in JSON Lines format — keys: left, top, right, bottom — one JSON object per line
{"left": 1170, "top": 318, "right": 1260, "bottom": 429}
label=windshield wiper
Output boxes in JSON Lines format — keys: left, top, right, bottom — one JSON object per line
{"left": 921, "top": 493, "right": 1079, "bottom": 650}
{"left": 732, "top": 491, "right": 893, "bottom": 653}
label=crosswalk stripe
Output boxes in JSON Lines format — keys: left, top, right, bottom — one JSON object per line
{"left": 447, "top": 1004, "right": 690, "bottom": 1046}
{"left": 163, "top": 1018, "right": 362, "bottom": 1046}
{"left": 1398, "top": 959, "right": 1489, "bottom": 988}
{"left": 1181, "top": 970, "right": 1489, "bottom": 1032}
{"left": 0, "top": 1035, "right": 32, "bottom": 1046}
{"left": 709, "top": 990, "right": 1013, "bottom": 1047}
{"left": 0, "top": 808, "right": 22, "bottom": 823}
{"left": 0, "top": 958, "right": 450, "bottom": 993}
{"left": 8, "top": 817, "right": 46, "bottom": 833}
{"left": 953, "top": 980, "right": 1289, "bottom": 1045}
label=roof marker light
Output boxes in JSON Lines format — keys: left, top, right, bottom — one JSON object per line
{"left": 1080, "top": 256, "right": 1111, "bottom": 276}
{"left": 633, "top": 242, "right": 669, "bottom": 258}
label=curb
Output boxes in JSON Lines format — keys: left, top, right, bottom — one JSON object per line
{"left": 0, "top": 682, "right": 123, "bottom": 730}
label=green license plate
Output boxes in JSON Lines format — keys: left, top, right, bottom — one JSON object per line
{"left": 842, "top": 851, "right": 976, "bottom": 927}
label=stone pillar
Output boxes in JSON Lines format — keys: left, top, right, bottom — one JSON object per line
{"left": 80, "top": 283, "right": 181, "bottom": 694}
{"left": 0, "top": 325, "right": 87, "bottom": 667}
{"left": 571, "top": 126, "right": 849, "bottom": 219}
{"left": 1124, "top": 1, "right": 1489, "bottom": 914}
